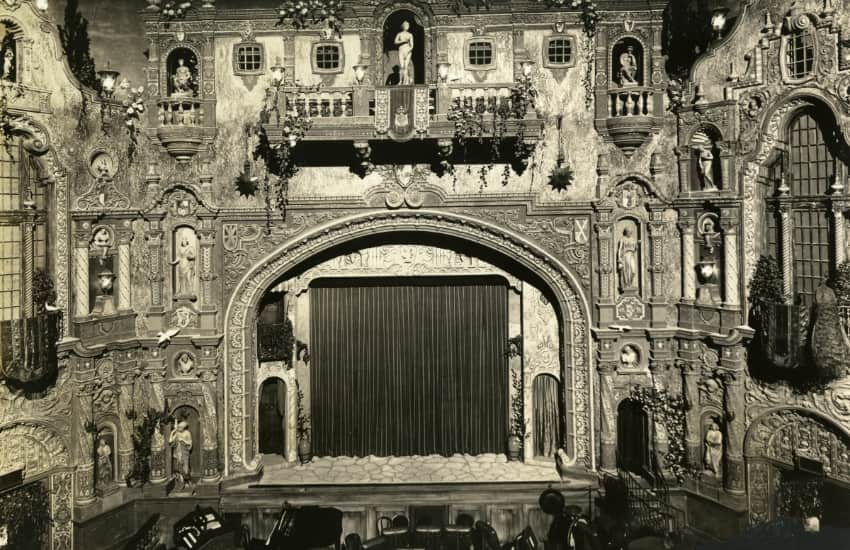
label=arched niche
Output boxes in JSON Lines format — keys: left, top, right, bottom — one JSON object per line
{"left": 0, "top": 19, "right": 20, "bottom": 83}
{"left": 382, "top": 9, "right": 426, "bottom": 85}
{"left": 165, "top": 46, "right": 199, "bottom": 97}
{"left": 258, "top": 377, "right": 287, "bottom": 456}
{"left": 617, "top": 399, "right": 650, "bottom": 474}
{"left": 690, "top": 126, "right": 723, "bottom": 192}
{"left": 374, "top": 2, "right": 433, "bottom": 85}
{"left": 95, "top": 423, "right": 119, "bottom": 491}
{"left": 611, "top": 36, "right": 644, "bottom": 88}
{"left": 614, "top": 217, "right": 642, "bottom": 297}
{"left": 172, "top": 225, "right": 198, "bottom": 303}
{"left": 170, "top": 405, "right": 202, "bottom": 482}
{"left": 532, "top": 374, "right": 561, "bottom": 458}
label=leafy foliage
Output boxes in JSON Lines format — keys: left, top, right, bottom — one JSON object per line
{"left": 450, "top": 0, "right": 494, "bottom": 14}
{"left": 748, "top": 255, "right": 784, "bottom": 313}
{"left": 295, "top": 380, "right": 310, "bottom": 440}
{"left": 0, "top": 481, "right": 52, "bottom": 550}
{"left": 161, "top": 1, "right": 194, "bottom": 20}
{"left": 32, "top": 268, "right": 57, "bottom": 314}
{"left": 829, "top": 260, "right": 850, "bottom": 305}
{"left": 661, "top": 0, "right": 713, "bottom": 81}
{"left": 277, "top": 0, "right": 345, "bottom": 37}
{"left": 121, "top": 85, "right": 146, "bottom": 163}
{"left": 509, "top": 366, "right": 526, "bottom": 444}
{"left": 125, "top": 407, "right": 172, "bottom": 486}
{"left": 628, "top": 386, "right": 697, "bottom": 484}
{"left": 776, "top": 475, "right": 822, "bottom": 518}
{"left": 58, "top": 0, "right": 97, "bottom": 89}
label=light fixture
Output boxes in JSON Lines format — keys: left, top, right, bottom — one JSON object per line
{"left": 353, "top": 60, "right": 368, "bottom": 85}
{"left": 437, "top": 62, "right": 451, "bottom": 83}
{"left": 97, "top": 62, "right": 120, "bottom": 99}
{"left": 711, "top": 7, "right": 730, "bottom": 38}
{"left": 34, "top": 0, "right": 49, "bottom": 11}
{"left": 521, "top": 59, "right": 536, "bottom": 77}
{"left": 270, "top": 57, "right": 284, "bottom": 85}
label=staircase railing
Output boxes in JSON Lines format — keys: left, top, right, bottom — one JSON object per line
{"left": 617, "top": 461, "right": 684, "bottom": 539}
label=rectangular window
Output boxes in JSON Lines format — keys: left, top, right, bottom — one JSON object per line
{"left": 0, "top": 225, "right": 21, "bottom": 322}
{"left": 235, "top": 44, "right": 263, "bottom": 74}
{"left": 545, "top": 37, "right": 573, "bottom": 66}
{"left": 786, "top": 31, "right": 814, "bottom": 80}
{"left": 315, "top": 45, "right": 341, "bottom": 71}
{"left": 467, "top": 41, "right": 494, "bottom": 67}
{"left": 0, "top": 138, "right": 20, "bottom": 212}
{"left": 792, "top": 209, "right": 830, "bottom": 306}
{"left": 789, "top": 112, "right": 834, "bottom": 196}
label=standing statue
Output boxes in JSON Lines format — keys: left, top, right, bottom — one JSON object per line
{"left": 171, "top": 58, "right": 194, "bottom": 96}
{"left": 96, "top": 438, "right": 113, "bottom": 489}
{"left": 394, "top": 21, "right": 414, "bottom": 86}
{"left": 169, "top": 419, "right": 193, "bottom": 489}
{"left": 1, "top": 48, "right": 13, "bottom": 82}
{"left": 617, "top": 226, "right": 638, "bottom": 293}
{"left": 172, "top": 231, "right": 197, "bottom": 299}
{"left": 618, "top": 45, "right": 638, "bottom": 87}
{"left": 697, "top": 147, "right": 717, "bottom": 190}
{"left": 704, "top": 422, "right": 723, "bottom": 477}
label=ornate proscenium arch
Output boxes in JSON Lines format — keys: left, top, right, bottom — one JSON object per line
{"left": 744, "top": 407, "right": 850, "bottom": 525}
{"left": 223, "top": 210, "right": 593, "bottom": 475}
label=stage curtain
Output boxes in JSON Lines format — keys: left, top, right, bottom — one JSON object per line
{"left": 533, "top": 374, "right": 561, "bottom": 458}
{"left": 310, "top": 277, "right": 508, "bottom": 457}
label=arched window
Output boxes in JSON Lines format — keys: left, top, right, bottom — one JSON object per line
{"left": 785, "top": 27, "right": 815, "bottom": 80}
{"left": 0, "top": 135, "right": 48, "bottom": 321}
{"left": 767, "top": 109, "right": 838, "bottom": 306}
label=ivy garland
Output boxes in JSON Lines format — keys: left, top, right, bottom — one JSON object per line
{"left": 450, "top": 0, "right": 494, "bottom": 14}
{"left": 0, "top": 480, "right": 52, "bottom": 550}
{"left": 125, "top": 407, "right": 173, "bottom": 487}
{"left": 628, "top": 385, "right": 698, "bottom": 484}
{"left": 160, "top": 1, "right": 194, "bottom": 21}
{"left": 295, "top": 380, "right": 310, "bottom": 441}
{"left": 445, "top": 76, "right": 538, "bottom": 192}
{"left": 276, "top": 0, "right": 345, "bottom": 37}
{"left": 509, "top": 365, "right": 526, "bottom": 446}
{"left": 0, "top": 82, "right": 25, "bottom": 146}
{"left": 121, "top": 85, "right": 146, "bottom": 163}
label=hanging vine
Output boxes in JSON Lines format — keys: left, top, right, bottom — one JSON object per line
{"left": 0, "top": 481, "right": 52, "bottom": 550}
{"left": 121, "top": 85, "right": 146, "bottom": 163}
{"left": 276, "top": 0, "right": 345, "bottom": 37}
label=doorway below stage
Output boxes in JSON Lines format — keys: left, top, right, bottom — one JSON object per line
{"left": 259, "top": 378, "right": 286, "bottom": 456}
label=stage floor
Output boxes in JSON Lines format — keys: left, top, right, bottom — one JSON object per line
{"left": 251, "top": 453, "right": 563, "bottom": 485}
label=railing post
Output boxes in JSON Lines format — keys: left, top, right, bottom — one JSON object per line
{"left": 353, "top": 86, "right": 370, "bottom": 117}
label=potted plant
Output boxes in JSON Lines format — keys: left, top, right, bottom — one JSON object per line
{"left": 296, "top": 382, "right": 312, "bottom": 463}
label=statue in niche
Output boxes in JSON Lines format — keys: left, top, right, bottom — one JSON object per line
{"left": 172, "top": 228, "right": 197, "bottom": 301}
{"left": 617, "top": 226, "right": 639, "bottom": 293}
{"left": 697, "top": 147, "right": 718, "bottom": 191}
{"left": 1, "top": 48, "right": 13, "bottom": 82}
{"left": 394, "top": 21, "right": 414, "bottom": 86}
{"left": 152, "top": 421, "right": 165, "bottom": 450}
{"left": 618, "top": 45, "right": 638, "bottom": 87}
{"left": 620, "top": 345, "right": 639, "bottom": 370}
{"left": 171, "top": 58, "right": 194, "bottom": 97}
{"left": 96, "top": 437, "right": 113, "bottom": 489}
{"left": 704, "top": 421, "right": 723, "bottom": 478}
{"left": 169, "top": 418, "right": 193, "bottom": 489}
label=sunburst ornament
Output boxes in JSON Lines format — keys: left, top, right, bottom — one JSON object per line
{"left": 548, "top": 114, "right": 574, "bottom": 192}
{"left": 235, "top": 160, "right": 259, "bottom": 198}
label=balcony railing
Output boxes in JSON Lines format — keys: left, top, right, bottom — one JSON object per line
{"left": 157, "top": 98, "right": 205, "bottom": 126}
{"left": 0, "top": 311, "right": 62, "bottom": 385}
{"left": 284, "top": 88, "right": 354, "bottom": 119}
{"left": 608, "top": 87, "right": 654, "bottom": 117}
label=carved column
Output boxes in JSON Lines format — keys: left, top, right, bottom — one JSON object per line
{"left": 198, "top": 227, "right": 216, "bottom": 308}
{"left": 21, "top": 217, "right": 34, "bottom": 318}
{"left": 146, "top": 222, "right": 166, "bottom": 332}
{"left": 679, "top": 218, "right": 696, "bottom": 303}
{"left": 721, "top": 214, "right": 740, "bottom": 307}
{"left": 833, "top": 205, "right": 846, "bottom": 265}
{"left": 648, "top": 211, "right": 666, "bottom": 300}
{"left": 116, "top": 226, "right": 133, "bottom": 312}
{"left": 147, "top": 352, "right": 169, "bottom": 485}
{"left": 720, "top": 345, "right": 746, "bottom": 493}
{"left": 74, "top": 222, "right": 92, "bottom": 318}
{"left": 115, "top": 361, "right": 136, "bottom": 482}
{"left": 779, "top": 204, "right": 794, "bottom": 301}
{"left": 74, "top": 362, "right": 97, "bottom": 505}
{"left": 680, "top": 359, "right": 702, "bottom": 468}
{"left": 595, "top": 201, "right": 615, "bottom": 323}
{"left": 597, "top": 361, "right": 618, "bottom": 471}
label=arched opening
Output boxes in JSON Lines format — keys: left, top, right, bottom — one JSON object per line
{"left": 223, "top": 211, "right": 591, "bottom": 475}
{"left": 532, "top": 374, "right": 561, "bottom": 458}
{"left": 95, "top": 424, "right": 118, "bottom": 491}
{"left": 612, "top": 37, "right": 643, "bottom": 88}
{"left": 166, "top": 47, "right": 199, "bottom": 97}
{"left": 617, "top": 399, "right": 650, "bottom": 475}
{"left": 0, "top": 20, "right": 19, "bottom": 82}
{"left": 259, "top": 378, "right": 287, "bottom": 456}
{"left": 382, "top": 10, "right": 425, "bottom": 85}
{"left": 690, "top": 126, "right": 723, "bottom": 192}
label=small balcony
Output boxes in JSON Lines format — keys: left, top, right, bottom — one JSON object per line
{"left": 0, "top": 311, "right": 63, "bottom": 387}
{"left": 152, "top": 97, "right": 217, "bottom": 161}
{"left": 263, "top": 83, "right": 543, "bottom": 166}
{"left": 595, "top": 86, "right": 663, "bottom": 157}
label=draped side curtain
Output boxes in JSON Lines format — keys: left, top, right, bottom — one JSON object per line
{"left": 310, "top": 277, "right": 508, "bottom": 457}
{"left": 533, "top": 374, "right": 561, "bottom": 458}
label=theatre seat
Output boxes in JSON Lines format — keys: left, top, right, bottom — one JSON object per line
{"left": 361, "top": 535, "right": 390, "bottom": 550}
{"left": 378, "top": 515, "right": 410, "bottom": 549}
{"left": 443, "top": 524, "right": 473, "bottom": 550}
{"left": 414, "top": 525, "right": 441, "bottom": 550}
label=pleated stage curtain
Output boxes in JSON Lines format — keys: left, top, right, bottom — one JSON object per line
{"left": 310, "top": 276, "right": 508, "bottom": 457}
{"left": 533, "top": 374, "right": 561, "bottom": 458}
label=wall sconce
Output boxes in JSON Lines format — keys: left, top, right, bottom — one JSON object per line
{"left": 353, "top": 61, "right": 369, "bottom": 85}
{"left": 711, "top": 7, "right": 730, "bottom": 39}
{"left": 34, "top": 0, "right": 49, "bottom": 11}
{"left": 521, "top": 60, "right": 536, "bottom": 77}
{"left": 97, "top": 64, "right": 120, "bottom": 99}
{"left": 270, "top": 57, "right": 285, "bottom": 85}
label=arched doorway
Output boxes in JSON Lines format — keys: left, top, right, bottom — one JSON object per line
{"left": 223, "top": 210, "right": 591, "bottom": 475}
{"left": 617, "top": 399, "right": 650, "bottom": 475}
{"left": 382, "top": 10, "right": 426, "bottom": 85}
{"left": 745, "top": 408, "right": 850, "bottom": 526}
{"left": 258, "top": 378, "right": 287, "bottom": 455}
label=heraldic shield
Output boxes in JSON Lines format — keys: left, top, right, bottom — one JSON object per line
{"left": 375, "top": 86, "right": 428, "bottom": 141}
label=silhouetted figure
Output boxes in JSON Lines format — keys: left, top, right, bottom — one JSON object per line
{"left": 385, "top": 65, "right": 401, "bottom": 86}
